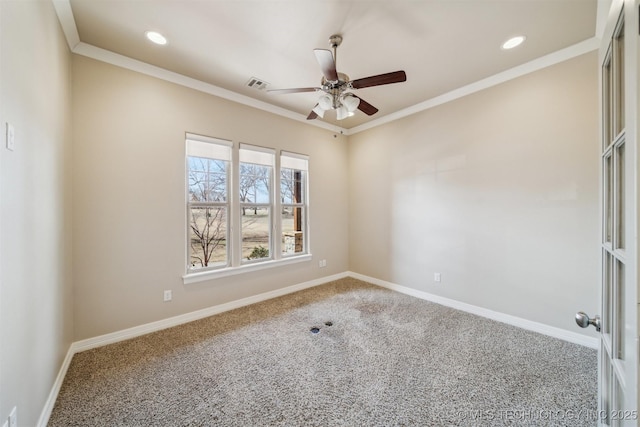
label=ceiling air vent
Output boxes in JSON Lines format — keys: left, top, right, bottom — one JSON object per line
{"left": 246, "top": 77, "right": 269, "bottom": 91}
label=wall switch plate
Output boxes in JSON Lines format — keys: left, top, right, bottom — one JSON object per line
{"left": 434, "top": 273, "right": 441, "bottom": 283}
{"left": 163, "top": 290, "right": 172, "bottom": 302}
{"left": 8, "top": 407, "right": 16, "bottom": 427}
{"left": 6, "top": 123, "right": 15, "bottom": 151}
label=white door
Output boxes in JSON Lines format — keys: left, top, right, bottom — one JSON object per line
{"left": 582, "top": 0, "right": 639, "bottom": 425}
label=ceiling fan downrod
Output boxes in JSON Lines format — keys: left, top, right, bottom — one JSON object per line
{"left": 329, "top": 34, "right": 342, "bottom": 74}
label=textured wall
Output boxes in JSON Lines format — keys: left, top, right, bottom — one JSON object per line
{"left": 72, "top": 56, "right": 349, "bottom": 340}
{"left": 0, "top": 1, "right": 73, "bottom": 425}
{"left": 348, "top": 52, "right": 599, "bottom": 335}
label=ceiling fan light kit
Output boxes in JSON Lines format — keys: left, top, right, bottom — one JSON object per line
{"left": 268, "top": 34, "right": 406, "bottom": 122}
{"left": 342, "top": 94, "right": 360, "bottom": 112}
{"left": 318, "top": 93, "right": 333, "bottom": 110}
{"left": 336, "top": 105, "right": 348, "bottom": 120}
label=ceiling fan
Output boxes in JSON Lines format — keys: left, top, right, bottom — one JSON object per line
{"left": 268, "top": 34, "right": 407, "bottom": 121}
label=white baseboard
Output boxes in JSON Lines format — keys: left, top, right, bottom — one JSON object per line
{"left": 348, "top": 271, "right": 599, "bottom": 349}
{"left": 37, "top": 346, "right": 75, "bottom": 427}
{"left": 73, "top": 271, "right": 349, "bottom": 353}
{"left": 40, "top": 270, "right": 598, "bottom": 425}
{"left": 38, "top": 271, "right": 348, "bottom": 426}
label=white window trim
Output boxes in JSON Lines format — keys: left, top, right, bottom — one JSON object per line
{"left": 238, "top": 143, "right": 275, "bottom": 264}
{"left": 185, "top": 134, "right": 232, "bottom": 271}
{"left": 280, "top": 151, "right": 309, "bottom": 257}
{"left": 184, "top": 135, "right": 311, "bottom": 284}
{"left": 183, "top": 254, "right": 312, "bottom": 284}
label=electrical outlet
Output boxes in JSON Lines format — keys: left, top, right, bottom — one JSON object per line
{"left": 8, "top": 407, "right": 16, "bottom": 427}
{"left": 163, "top": 290, "right": 172, "bottom": 302}
{"left": 319, "top": 259, "right": 327, "bottom": 268}
{"left": 434, "top": 273, "right": 441, "bottom": 283}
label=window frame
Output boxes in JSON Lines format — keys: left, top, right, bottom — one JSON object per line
{"left": 185, "top": 134, "right": 232, "bottom": 272}
{"left": 238, "top": 144, "right": 275, "bottom": 265}
{"left": 183, "top": 135, "right": 311, "bottom": 284}
{"left": 280, "top": 151, "right": 309, "bottom": 258}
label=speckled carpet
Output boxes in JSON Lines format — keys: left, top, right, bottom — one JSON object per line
{"left": 49, "top": 277, "right": 597, "bottom": 426}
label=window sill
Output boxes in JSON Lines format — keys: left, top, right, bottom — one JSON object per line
{"left": 183, "top": 254, "right": 312, "bottom": 284}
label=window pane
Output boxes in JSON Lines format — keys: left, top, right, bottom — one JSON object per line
{"left": 615, "top": 142, "right": 625, "bottom": 249}
{"left": 603, "top": 250, "right": 612, "bottom": 338}
{"left": 604, "top": 153, "right": 613, "bottom": 243}
{"left": 188, "top": 157, "right": 227, "bottom": 202}
{"left": 240, "top": 163, "right": 271, "bottom": 204}
{"left": 603, "top": 50, "right": 613, "bottom": 148}
{"left": 614, "top": 259, "right": 624, "bottom": 360}
{"left": 188, "top": 207, "right": 227, "bottom": 268}
{"left": 282, "top": 206, "right": 305, "bottom": 255}
{"left": 281, "top": 168, "right": 305, "bottom": 204}
{"left": 614, "top": 20, "right": 624, "bottom": 136}
{"left": 242, "top": 206, "right": 270, "bottom": 261}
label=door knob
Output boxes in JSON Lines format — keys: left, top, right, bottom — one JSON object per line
{"left": 575, "top": 311, "right": 601, "bottom": 332}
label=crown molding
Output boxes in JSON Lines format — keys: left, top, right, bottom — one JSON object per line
{"left": 595, "top": 0, "right": 615, "bottom": 40}
{"left": 53, "top": 0, "right": 600, "bottom": 137}
{"left": 52, "top": 0, "right": 80, "bottom": 49}
{"left": 346, "top": 37, "right": 599, "bottom": 135}
{"left": 72, "top": 42, "right": 344, "bottom": 133}
{"left": 52, "top": 0, "right": 345, "bottom": 134}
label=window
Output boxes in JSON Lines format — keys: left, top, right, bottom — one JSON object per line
{"left": 186, "top": 135, "right": 231, "bottom": 270}
{"left": 281, "top": 152, "right": 308, "bottom": 256}
{"left": 239, "top": 144, "right": 274, "bottom": 262}
{"left": 185, "top": 134, "right": 310, "bottom": 281}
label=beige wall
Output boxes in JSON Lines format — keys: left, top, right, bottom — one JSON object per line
{"left": 0, "top": 1, "right": 73, "bottom": 425}
{"left": 72, "top": 55, "right": 349, "bottom": 340}
{"left": 72, "top": 50, "right": 599, "bottom": 341}
{"left": 348, "top": 52, "right": 599, "bottom": 334}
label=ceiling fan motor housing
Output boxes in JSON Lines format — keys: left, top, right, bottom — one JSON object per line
{"left": 321, "top": 72, "right": 350, "bottom": 88}
{"left": 329, "top": 34, "right": 343, "bottom": 48}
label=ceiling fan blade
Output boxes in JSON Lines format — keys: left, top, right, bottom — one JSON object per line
{"left": 267, "top": 87, "right": 319, "bottom": 94}
{"left": 306, "top": 109, "right": 318, "bottom": 120}
{"left": 353, "top": 95, "right": 379, "bottom": 116}
{"left": 314, "top": 49, "right": 338, "bottom": 82}
{"left": 351, "top": 71, "right": 407, "bottom": 89}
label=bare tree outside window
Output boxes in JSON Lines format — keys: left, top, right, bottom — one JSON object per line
{"left": 188, "top": 157, "right": 228, "bottom": 268}
{"left": 239, "top": 163, "right": 269, "bottom": 215}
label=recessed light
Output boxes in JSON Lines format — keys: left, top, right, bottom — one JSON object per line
{"left": 145, "top": 31, "right": 167, "bottom": 45}
{"left": 502, "top": 36, "right": 526, "bottom": 50}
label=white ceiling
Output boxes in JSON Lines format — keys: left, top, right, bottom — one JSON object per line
{"left": 64, "top": 0, "right": 598, "bottom": 130}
